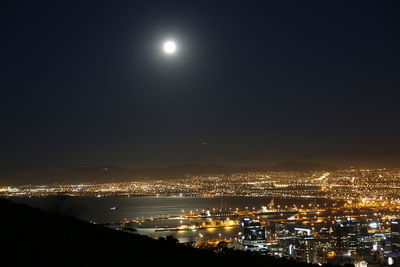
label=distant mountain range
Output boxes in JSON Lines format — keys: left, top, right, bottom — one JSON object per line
{"left": 0, "top": 161, "right": 337, "bottom": 185}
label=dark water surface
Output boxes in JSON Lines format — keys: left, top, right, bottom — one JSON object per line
{"left": 10, "top": 196, "right": 331, "bottom": 223}
{"left": 9, "top": 196, "right": 335, "bottom": 243}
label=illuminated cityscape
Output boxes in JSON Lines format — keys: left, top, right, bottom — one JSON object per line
{"left": 3, "top": 167, "right": 400, "bottom": 266}
{"left": 3, "top": 1, "right": 400, "bottom": 266}
{"left": 3, "top": 168, "right": 400, "bottom": 201}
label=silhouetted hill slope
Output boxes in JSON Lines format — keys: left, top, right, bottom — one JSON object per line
{"left": 1, "top": 162, "right": 337, "bottom": 185}
{"left": 0, "top": 198, "right": 323, "bottom": 267}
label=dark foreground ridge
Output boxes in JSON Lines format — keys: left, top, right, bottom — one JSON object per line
{"left": 0, "top": 198, "right": 337, "bottom": 267}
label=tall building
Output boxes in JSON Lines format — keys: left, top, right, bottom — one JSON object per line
{"left": 241, "top": 217, "right": 266, "bottom": 251}
{"left": 391, "top": 220, "right": 400, "bottom": 253}
{"left": 331, "top": 218, "right": 361, "bottom": 256}
{"left": 345, "top": 219, "right": 361, "bottom": 254}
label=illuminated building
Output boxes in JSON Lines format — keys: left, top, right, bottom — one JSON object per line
{"left": 391, "top": 220, "right": 400, "bottom": 253}
{"left": 241, "top": 217, "right": 266, "bottom": 251}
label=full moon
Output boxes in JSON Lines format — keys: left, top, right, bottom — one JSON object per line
{"left": 163, "top": 41, "right": 177, "bottom": 54}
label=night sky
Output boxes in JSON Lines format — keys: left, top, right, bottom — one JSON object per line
{"left": 1, "top": 1, "right": 400, "bottom": 174}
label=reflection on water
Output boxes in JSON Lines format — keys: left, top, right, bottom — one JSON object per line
{"left": 138, "top": 226, "right": 241, "bottom": 243}
{"left": 10, "top": 196, "right": 333, "bottom": 222}
{"left": 10, "top": 196, "right": 336, "bottom": 243}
